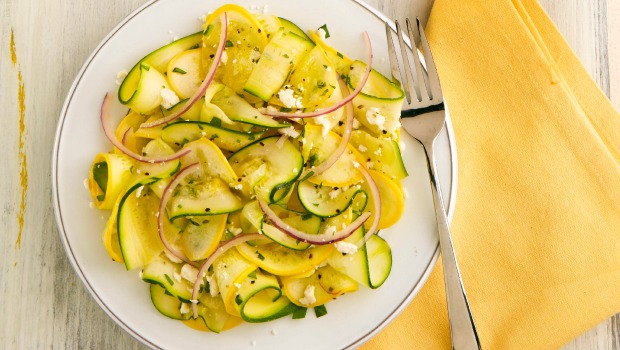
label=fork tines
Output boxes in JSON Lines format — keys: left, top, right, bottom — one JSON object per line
{"left": 385, "top": 18, "right": 443, "bottom": 108}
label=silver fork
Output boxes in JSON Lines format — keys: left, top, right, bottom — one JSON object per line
{"left": 386, "top": 18, "right": 482, "bottom": 350}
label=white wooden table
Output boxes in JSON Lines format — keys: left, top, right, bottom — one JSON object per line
{"left": 1, "top": 0, "right": 617, "bottom": 348}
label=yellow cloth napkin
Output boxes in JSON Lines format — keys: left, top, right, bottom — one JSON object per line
{"left": 364, "top": 0, "right": 620, "bottom": 349}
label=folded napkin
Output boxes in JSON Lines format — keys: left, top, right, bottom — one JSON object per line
{"left": 363, "top": 0, "right": 620, "bottom": 348}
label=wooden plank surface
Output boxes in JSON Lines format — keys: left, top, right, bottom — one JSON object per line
{"left": 0, "top": 0, "right": 616, "bottom": 348}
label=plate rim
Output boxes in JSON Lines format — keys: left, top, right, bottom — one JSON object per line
{"left": 51, "top": 0, "right": 458, "bottom": 348}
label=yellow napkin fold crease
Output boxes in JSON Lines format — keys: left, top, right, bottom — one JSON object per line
{"left": 364, "top": 0, "right": 620, "bottom": 349}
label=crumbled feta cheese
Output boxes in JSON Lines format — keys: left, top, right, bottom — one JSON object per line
{"left": 328, "top": 188, "right": 341, "bottom": 199}
{"left": 315, "top": 115, "right": 332, "bottom": 136}
{"left": 250, "top": 49, "right": 261, "bottom": 62}
{"left": 228, "top": 226, "right": 242, "bottom": 236}
{"left": 374, "top": 148, "right": 382, "bottom": 156}
{"left": 181, "top": 264, "right": 199, "bottom": 282}
{"left": 352, "top": 118, "right": 360, "bottom": 129}
{"left": 334, "top": 241, "right": 358, "bottom": 255}
{"left": 366, "top": 107, "right": 386, "bottom": 129}
{"left": 324, "top": 225, "right": 337, "bottom": 235}
{"left": 266, "top": 105, "right": 278, "bottom": 113}
{"left": 206, "top": 274, "right": 219, "bottom": 297}
{"left": 160, "top": 88, "right": 180, "bottom": 109}
{"left": 164, "top": 250, "right": 183, "bottom": 264}
{"left": 198, "top": 14, "right": 206, "bottom": 22}
{"left": 89, "top": 202, "right": 95, "bottom": 208}
{"left": 278, "top": 126, "right": 300, "bottom": 138}
{"left": 326, "top": 66, "right": 332, "bottom": 72}
{"left": 278, "top": 88, "right": 303, "bottom": 109}
{"left": 357, "top": 145, "right": 367, "bottom": 153}
{"left": 173, "top": 272, "right": 182, "bottom": 283}
{"left": 232, "top": 58, "right": 237, "bottom": 64}
{"left": 299, "top": 285, "right": 316, "bottom": 306}
{"left": 115, "top": 69, "right": 128, "bottom": 85}
{"left": 221, "top": 51, "right": 228, "bottom": 65}
{"left": 366, "top": 161, "right": 374, "bottom": 169}
{"left": 135, "top": 185, "right": 144, "bottom": 198}
{"left": 234, "top": 184, "right": 243, "bottom": 191}
{"left": 317, "top": 28, "right": 327, "bottom": 40}
{"left": 180, "top": 303, "right": 191, "bottom": 314}
{"left": 352, "top": 161, "right": 360, "bottom": 168}
{"left": 293, "top": 168, "right": 298, "bottom": 174}
{"left": 234, "top": 282, "right": 242, "bottom": 289}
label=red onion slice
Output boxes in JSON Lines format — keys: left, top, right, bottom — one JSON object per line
{"left": 141, "top": 13, "right": 228, "bottom": 129}
{"left": 355, "top": 163, "right": 381, "bottom": 245}
{"left": 301, "top": 76, "right": 354, "bottom": 178}
{"left": 191, "top": 233, "right": 264, "bottom": 318}
{"left": 261, "top": 32, "right": 372, "bottom": 119}
{"left": 121, "top": 127, "right": 132, "bottom": 146}
{"left": 158, "top": 163, "right": 201, "bottom": 267}
{"left": 100, "top": 93, "right": 191, "bottom": 163}
{"left": 257, "top": 198, "right": 370, "bottom": 245}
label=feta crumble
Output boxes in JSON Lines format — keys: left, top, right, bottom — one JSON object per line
{"left": 180, "top": 303, "right": 191, "bottom": 314}
{"left": 366, "top": 107, "right": 386, "bottom": 129}
{"left": 206, "top": 274, "right": 219, "bottom": 297}
{"left": 317, "top": 28, "right": 327, "bottom": 40}
{"left": 221, "top": 51, "right": 228, "bottom": 65}
{"left": 160, "top": 88, "right": 180, "bottom": 109}
{"left": 334, "top": 241, "right": 358, "bottom": 255}
{"left": 181, "top": 264, "right": 199, "bottom": 282}
{"left": 164, "top": 250, "right": 183, "bottom": 264}
{"left": 357, "top": 145, "right": 367, "bottom": 153}
{"left": 299, "top": 285, "right": 316, "bottom": 306}
{"left": 315, "top": 115, "right": 332, "bottom": 136}
{"left": 278, "top": 87, "right": 303, "bottom": 109}
{"left": 115, "top": 69, "right": 128, "bottom": 85}
{"left": 328, "top": 188, "right": 342, "bottom": 199}
{"left": 278, "top": 126, "right": 300, "bottom": 138}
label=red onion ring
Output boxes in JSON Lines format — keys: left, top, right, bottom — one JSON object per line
{"left": 355, "top": 164, "right": 381, "bottom": 245}
{"left": 257, "top": 198, "right": 370, "bottom": 245}
{"left": 158, "top": 163, "right": 201, "bottom": 267}
{"left": 100, "top": 93, "right": 191, "bottom": 163}
{"left": 141, "top": 13, "right": 229, "bottom": 128}
{"left": 121, "top": 127, "right": 132, "bottom": 146}
{"left": 300, "top": 76, "right": 354, "bottom": 178}
{"left": 191, "top": 233, "right": 264, "bottom": 318}
{"left": 261, "top": 32, "right": 372, "bottom": 119}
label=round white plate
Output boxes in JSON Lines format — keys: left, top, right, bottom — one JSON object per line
{"left": 52, "top": 0, "right": 457, "bottom": 349}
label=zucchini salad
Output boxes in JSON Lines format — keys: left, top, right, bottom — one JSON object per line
{"left": 88, "top": 4, "right": 408, "bottom": 332}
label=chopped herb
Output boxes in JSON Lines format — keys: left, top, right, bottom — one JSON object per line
{"left": 318, "top": 24, "right": 331, "bottom": 38}
{"left": 172, "top": 67, "right": 187, "bottom": 74}
{"left": 248, "top": 271, "right": 257, "bottom": 279}
{"left": 204, "top": 281, "right": 211, "bottom": 294}
{"left": 317, "top": 80, "right": 326, "bottom": 89}
{"left": 188, "top": 219, "right": 200, "bottom": 226}
{"left": 314, "top": 305, "right": 328, "bottom": 318}
{"left": 337, "top": 52, "right": 343, "bottom": 59}
{"left": 256, "top": 251, "right": 265, "bottom": 260}
{"left": 301, "top": 212, "right": 313, "bottom": 221}
{"left": 210, "top": 117, "right": 222, "bottom": 127}
{"left": 248, "top": 134, "right": 256, "bottom": 141}
{"left": 283, "top": 53, "right": 290, "bottom": 59}
{"left": 189, "top": 44, "right": 200, "bottom": 49}
{"left": 140, "top": 63, "right": 150, "bottom": 71}
{"left": 96, "top": 194, "right": 105, "bottom": 201}
{"left": 235, "top": 294, "right": 243, "bottom": 305}
{"left": 164, "top": 274, "right": 174, "bottom": 286}
{"left": 210, "top": 134, "right": 219, "bottom": 140}
{"left": 308, "top": 153, "right": 319, "bottom": 167}
{"left": 225, "top": 40, "right": 234, "bottom": 47}
{"left": 292, "top": 307, "right": 308, "bottom": 319}
{"left": 203, "top": 24, "right": 214, "bottom": 36}
{"left": 280, "top": 107, "right": 292, "bottom": 112}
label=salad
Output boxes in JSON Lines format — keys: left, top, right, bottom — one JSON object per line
{"left": 88, "top": 4, "right": 407, "bottom": 332}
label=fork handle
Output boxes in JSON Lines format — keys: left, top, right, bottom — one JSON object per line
{"left": 424, "top": 141, "right": 482, "bottom": 350}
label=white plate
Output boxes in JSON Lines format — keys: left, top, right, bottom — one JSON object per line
{"left": 52, "top": 0, "right": 457, "bottom": 349}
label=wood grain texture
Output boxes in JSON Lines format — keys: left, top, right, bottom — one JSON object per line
{"left": 0, "top": 0, "right": 616, "bottom": 349}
